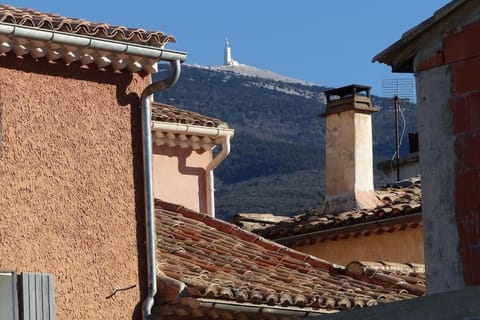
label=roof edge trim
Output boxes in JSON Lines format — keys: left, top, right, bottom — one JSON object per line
{"left": 275, "top": 212, "right": 422, "bottom": 245}
{"left": 152, "top": 121, "right": 234, "bottom": 138}
{"left": 197, "top": 298, "right": 338, "bottom": 316}
{"left": 372, "top": 0, "right": 468, "bottom": 70}
{"left": 0, "top": 22, "right": 187, "bottom": 62}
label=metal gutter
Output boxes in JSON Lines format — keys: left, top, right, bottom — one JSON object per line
{"left": 151, "top": 122, "right": 234, "bottom": 138}
{"left": 197, "top": 298, "right": 338, "bottom": 317}
{"left": 0, "top": 22, "right": 187, "bottom": 62}
{"left": 275, "top": 212, "right": 423, "bottom": 245}
{"left": 141, "top": 60, "right": 181, "bottom": 320}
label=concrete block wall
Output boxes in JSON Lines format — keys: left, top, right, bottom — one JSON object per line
{"left": 415, "top": 18, "right": 480, "bottom": 288}
{"left": 444, "top": 22, "right": 480, "bottom": 285}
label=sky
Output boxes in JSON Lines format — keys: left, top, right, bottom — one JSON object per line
{"left": 7, "top": 0, "right": 451, "bottom": 97}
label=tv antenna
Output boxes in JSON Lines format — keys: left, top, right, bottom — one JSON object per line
{"left": 382, "top": 78, "right": 414, "bottom": 181}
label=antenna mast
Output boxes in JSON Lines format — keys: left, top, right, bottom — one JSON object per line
{"left": 382, "top": 78, "right": 414, "bottom": 181}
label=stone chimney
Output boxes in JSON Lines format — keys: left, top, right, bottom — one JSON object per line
{"left": 322, "top": 84, "right": 382, "bottom": 213}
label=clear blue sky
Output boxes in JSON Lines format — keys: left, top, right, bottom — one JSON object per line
{"left": 8, "top": 0, "right": 450, "bottom": 97}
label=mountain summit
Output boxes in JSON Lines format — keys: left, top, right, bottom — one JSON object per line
{"left": 194, "top": 63, "right": 317, "bottom": 87}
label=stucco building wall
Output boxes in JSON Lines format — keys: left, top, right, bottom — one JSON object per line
{"left": 325, "top": 110, "right": 356, "bottom": 196}
{"left": 415, "top": 66, "right": 463, "bottom": 293}
{"left": 324, "top": 93, "right": 381, "bottom": 214}
{"left": 411, "top": 3, "right": 480, "bottom": 292}
{"left": 292, "top": 227, "right": 424, "bottom": 266}
{"left": 152, "top": 145, "right": 211, "bottom": 213}
{"left": 0, "top": 54, "right": 149, "bottom": 319}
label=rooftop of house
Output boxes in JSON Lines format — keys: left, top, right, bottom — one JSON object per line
{"left": 0, "top": 4, "right": 174, "bottom": 46}
{"left": 152, "top": 102, "right": 229, "bottom": 128}
{"left": 235, "top": 177, "right": 421, "bottom": 246}
{"left": 0, "top": 4, "right": 184, "bottom": 73}
{"left": 151, "top": 102, "right": 232, "bottom": 151}
{"left": 154, "top": 199, "right": 425, "bottom": 319}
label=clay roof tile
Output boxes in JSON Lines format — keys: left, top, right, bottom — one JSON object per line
{"left": 0, "top": 4, "right": 175, "bottom": 46}
{"left": 154, "top": 200, "right": 425, "bottom": 316}
{"left": 250, "top": 177, "right": 422, "bottom": 241}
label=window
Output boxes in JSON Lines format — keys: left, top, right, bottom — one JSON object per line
{"left": 0, "top": 271, "right": 55, "bottom": 320}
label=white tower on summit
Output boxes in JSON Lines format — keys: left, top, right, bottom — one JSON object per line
{"left": 224, "top": 38, "right": 239, "bottom": 66}
{"left": 224, "top": 38, "right": 232, "bottom": 65}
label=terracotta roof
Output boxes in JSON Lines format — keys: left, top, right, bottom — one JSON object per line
{"left": 154, "top": 200, "right": 425, "bottom": 319}
{"left": 0, "top": 4, "right": 175, "bottom": 46}
{"left": 152, "top": 102, "right": 227, "bottom": 128}
{"left": 0, "top": 5, "right": 185, "bottom": 73}
{"left": 232, "top": 213, "right": 291, "bottom": 232}
{"left": 246, "top": 177, "right": 422, "bottom": 243}
{"left": 151, "top": 102, "right": 232, "bottom": 151}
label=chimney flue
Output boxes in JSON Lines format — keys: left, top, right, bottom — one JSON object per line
{"left": 321, "top": 84, "right": 382, "bottom": 213}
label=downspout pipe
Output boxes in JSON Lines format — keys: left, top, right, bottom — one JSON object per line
{"left": 141, "top": 59, "right": 181, "bottom": 320}
{"left": 206, "top": 135, "right": 231, "bottom": 217}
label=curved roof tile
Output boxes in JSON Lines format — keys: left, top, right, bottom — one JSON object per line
{"left": 0, "top": 4, "right": 175, "bottom": 46}
{"left": 248, "top": 177, "right": 422, "bottom": 241}
{"left": 154, "top": 200, "right": 425, "bottom": 318}
{"left": 152, "top": 102, "right": 228, "bottom": 128}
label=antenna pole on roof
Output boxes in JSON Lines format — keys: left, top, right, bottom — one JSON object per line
{"left": 382, "top": 78, "right": 414, "bottom": 182}
{"left": 394, "top": 95, "right": 400, "bottom": 181}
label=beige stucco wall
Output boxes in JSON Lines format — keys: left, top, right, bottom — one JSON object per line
{"left": 0, "top": 54, "right": 150, "bottom": 319}
{"left": 291, "top": 227, "right": 424, "bottom": 266}
{"left": 325, "top": 110, "right": 355, "bottom": 196}
{"left": 325, "top": 110, "right": 374, "bottom": 196}
{"left": 354, "top": 112, "right": 375, "bottom": 191}
{"left": 152, "top": 145, "right": 211, "bottom": 213}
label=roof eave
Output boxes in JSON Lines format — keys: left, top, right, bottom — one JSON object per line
{"left": 372, "top": 0, "right": 468, "bottom": 72}
{"left": 197, "top": 298, "right": 338, "bottom": 317}
{"left": 151, "top": 121, "right": 234, "bottom": 151}
{"left": 275, "top": 212, "right": 423, "bottom": 246}
{"left": 156, "top": 298, "right": 339, "bottom": 319}
{"left": 0, "top": 22, "right": 187, "bottom": 74}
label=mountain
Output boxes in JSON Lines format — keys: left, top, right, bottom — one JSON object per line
{"left": 154, "top": 64, "right": 417, "bottom": 220}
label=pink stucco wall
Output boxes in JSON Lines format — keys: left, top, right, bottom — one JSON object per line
{"left": 152, "top": 145, "right": 211, "bottom": 213}
{"left": 0, "top": 54, "right": 150, "bottom": 319}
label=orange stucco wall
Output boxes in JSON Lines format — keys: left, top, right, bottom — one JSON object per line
{"left": 0, "top": 54, "right": 150, "bottom": 319}
{"left": 292, "top": 226, "right": 424, "bottom": 266}
{"left": 152, "top": 145, "right": 211, "bottom": 213}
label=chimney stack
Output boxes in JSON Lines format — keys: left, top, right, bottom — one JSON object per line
{"left": 322, "top": 84, "right": 382, "bottom": 213}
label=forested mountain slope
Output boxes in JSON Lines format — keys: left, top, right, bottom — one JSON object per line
{"left": 154, "top": 64, "right": 417, "bottom": 220}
